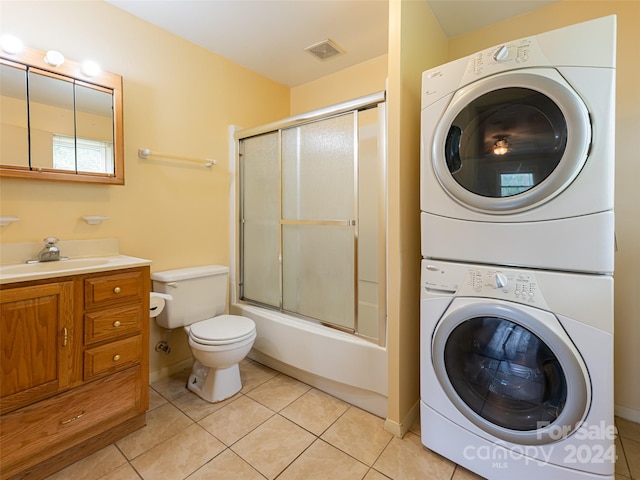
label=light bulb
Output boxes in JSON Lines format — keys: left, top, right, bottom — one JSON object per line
{"left": 493, "top": 139, "right": 509, "bottom": 156}
{"left": 81, "top": 60, "right": 101, "bottom": 77}
{"left": 0, "top": 34, "right": 23, "bottom": 55}
{"left": 44, "top": 50, "right": 65, "bottom": 67}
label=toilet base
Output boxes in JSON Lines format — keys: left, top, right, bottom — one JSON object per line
{"left": 187, "top": 360, "right": 242, "bottom": 403}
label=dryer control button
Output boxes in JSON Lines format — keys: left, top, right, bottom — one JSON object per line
{"left": 494, "top": 272, "right": 508, "bottom": 289}
{"left": 493, "top": 45, "right": 509, "bottom": 62}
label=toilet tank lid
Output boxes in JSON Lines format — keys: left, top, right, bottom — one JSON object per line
{"left": 151, "top": 265, "right": 228, "bottom": 282}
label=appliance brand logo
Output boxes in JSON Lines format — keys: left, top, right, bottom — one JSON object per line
{"left": 461, "top": 421, "right": 616, "bottom": 471}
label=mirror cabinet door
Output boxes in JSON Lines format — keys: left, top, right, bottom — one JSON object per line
{"left": 0, "top": 45, "right": 123, "bottom": 184}
{"left": 74, "top": 83, "right": 115, "bottom": 174}
{"left": 0, "top": 62, "right": 29, "bottom": 168}
{"left": 28, "top": 69, "right": 75, "bottom": 172}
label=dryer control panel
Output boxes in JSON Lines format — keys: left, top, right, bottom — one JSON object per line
{"left": 422, "top": 260, "right": 550, "bottom": 310}
{"left": 421, "top": 35, "right": 550, "bottom": 109}
{"left": 464, "top": 37, "right": 542, "bottom": 79}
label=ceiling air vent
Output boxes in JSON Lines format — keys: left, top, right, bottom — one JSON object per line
{"left": 304, "top": 39, "right": 344, "bottom": 61}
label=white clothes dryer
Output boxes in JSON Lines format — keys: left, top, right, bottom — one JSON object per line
{"left": 420, "top": 16, "right": 616, "bottom": 274}
{"left": 420, "top": 259, "right": 615, "bottom": 480}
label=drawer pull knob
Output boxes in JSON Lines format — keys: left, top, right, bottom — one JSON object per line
{"left": 60, "top": 411, "right": 85, "bottom": 425}
{"left": 113, "top": 354, "right": 121, "bottom": 361}
{"left": 113, "top": 286, "right": 122, "bottom": 294}
{"left": 113, "top": 320, "right": 121, "bottom": 328}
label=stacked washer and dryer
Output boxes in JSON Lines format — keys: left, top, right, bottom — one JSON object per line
{"left": 419, "top": 16, "right": 617, "bottom": 480}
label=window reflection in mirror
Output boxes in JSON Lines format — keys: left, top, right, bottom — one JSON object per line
{"left": 0, "top": 62, "right": 29, "bottom": 168}
{"left": 0, "top": 45, "right": 123, "bottom": 184}
{"left": 74, "top": 84, "right": 114, "bottom": 174}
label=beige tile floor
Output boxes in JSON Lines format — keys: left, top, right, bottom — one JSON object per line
{"left": 45, "top": 359, "right": 639, "bottom": 480}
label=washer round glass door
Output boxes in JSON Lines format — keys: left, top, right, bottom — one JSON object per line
{"left": 432, "top": 69, "right": 591, "bottom": 213}
{"left": 432, "top": 299, "right": 590, "bottom": 445}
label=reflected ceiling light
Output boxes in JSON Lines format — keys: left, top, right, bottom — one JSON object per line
{"left": 0, "top": 34, "right": 23, "bottom": 55}
{"left": 44, "top": 50, "right": 65, "bottom": 67}
{"left": 493, "top": 138, "right": 509, "bottom": 155}
{"left": 81, "top": 60, "right": 101, "bottom": 77}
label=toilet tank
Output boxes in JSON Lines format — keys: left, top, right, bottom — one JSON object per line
{"left": 151, "top": 265, "right": 229, "bottom": 329}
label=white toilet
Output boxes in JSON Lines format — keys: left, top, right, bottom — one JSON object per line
{"left": 151, "top": 265, "right": 256, "bottom": 403}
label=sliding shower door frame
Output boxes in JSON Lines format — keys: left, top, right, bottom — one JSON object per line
{"left": 236, "top": 91, "right": 386, "bottom": 346}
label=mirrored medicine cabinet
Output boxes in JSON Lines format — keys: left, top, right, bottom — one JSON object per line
{"left": 0, "top": 45, "right": 124, "bottom": 184}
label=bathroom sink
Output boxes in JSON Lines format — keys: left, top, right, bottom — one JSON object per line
{"left": 0, "top": 255, "right": 151, "bottom": 284}
{"left": 2, "top": 258, "right": 110, "bottom": 274}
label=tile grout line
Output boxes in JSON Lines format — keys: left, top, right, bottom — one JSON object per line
{"left": 157, "top": 374, "right": 389, "bottom": 480}
{"left": 618, "top": 433, "right": 634, "bottom": 480}
{"left": 112, "top": 366, "right": 638, "bottom": 480}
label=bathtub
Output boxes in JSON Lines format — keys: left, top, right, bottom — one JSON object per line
{"left": 231, "top": 302, "right": 388, "bottom": 418}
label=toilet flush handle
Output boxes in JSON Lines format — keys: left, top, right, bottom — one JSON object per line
{"left": 167, "top": 282, "right": 178, "bottom": 288}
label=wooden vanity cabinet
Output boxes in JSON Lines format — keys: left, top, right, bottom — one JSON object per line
{"left": 0, "top": 266, "right": 150, "bottom": 480}
{"left": 0, "top": 281, "right": 74, "bottom": 416}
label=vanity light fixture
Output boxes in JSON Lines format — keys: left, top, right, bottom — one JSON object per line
{"left": 81, "top": 60, "right": 101, "bottom": 77}
{"left": 44, "top": 50, "right": 65, "bottom": 67}
{"left": 0, "top": 34, "right": 23, "bottom": 55}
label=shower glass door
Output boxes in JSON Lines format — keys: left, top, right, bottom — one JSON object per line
{"left": 281, "top": 113, "right": 356, "bottom": 330}
{"left": 240, "top": 131, "right": 280, "bottom": 307}
{"left": 239, "top": 93, "right": 386, "bottom": 342}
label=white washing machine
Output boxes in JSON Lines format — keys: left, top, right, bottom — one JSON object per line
{"left": 420, "top": 16, "right": 616, "bottom": 274}
{"left": 420, "top": 259, "right": 614, "bottom": 480}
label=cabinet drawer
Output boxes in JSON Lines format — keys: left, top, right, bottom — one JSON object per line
{"left": 84, "top": 336, "right": 142, "bottom": 381}
{"left": 0, "top": 367, "right": 142, "bottom": 477}
{"left": 85, "top": 270, "right": 144, "bottom": 309}
{"left": 85, "top": 304, "right": 143, "bottom": 345}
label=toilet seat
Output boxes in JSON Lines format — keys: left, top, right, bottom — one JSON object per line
{"left": 189, "top": 315, "right": 256, "bottom": 346}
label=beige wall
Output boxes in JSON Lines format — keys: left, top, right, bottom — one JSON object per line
{"left": 290, "top": 54, "right": 388, "bottom": 115}
{"left": 0, "top": 0, "right": 290, "bottom": 379}
{"left": 385, "top": 0, "right": 448, "bottom": 435}
{"left": 447, "top": 0, "right": 640, "bottom": 421}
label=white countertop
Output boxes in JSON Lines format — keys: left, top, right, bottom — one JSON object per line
{"left": 0, "top": 255, "right": 151, "bottom": 284}
{"left": 0, "top": 239, "right": 151, "bottom": 284}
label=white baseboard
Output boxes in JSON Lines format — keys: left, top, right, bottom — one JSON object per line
{"left": 615, "top": 404, "right": 640, "bottom": 424}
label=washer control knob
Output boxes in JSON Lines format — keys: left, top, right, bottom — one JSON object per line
{"left": 494, "top": 273, "right": 508, "bottom": 289}
{"left": 493, "top": 45, "right": 509, "bottom": 62}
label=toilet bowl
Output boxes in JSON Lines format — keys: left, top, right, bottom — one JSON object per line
{"left": 151, "top": 265, "right": 256, "bottom": 403}
{"left": 186, "top": 315, "right": 256, "bottom": 402}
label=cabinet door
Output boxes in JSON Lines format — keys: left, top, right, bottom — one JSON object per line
{"left": 0, "top": 281, "right": 74, "bottom": 414}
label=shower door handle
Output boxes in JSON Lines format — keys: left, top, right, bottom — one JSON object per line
{"left": 280, "top": 219, "right": 356, "bottom": 226}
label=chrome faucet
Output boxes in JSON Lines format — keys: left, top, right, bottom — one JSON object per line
{"left": 27, "top": 237, "right": 68, "bottom": 263}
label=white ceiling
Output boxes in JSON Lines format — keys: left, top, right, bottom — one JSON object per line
{"left": 107, "top": 0, "right": 558, "bottom": 87}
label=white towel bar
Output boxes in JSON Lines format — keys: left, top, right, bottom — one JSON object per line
{"left": 138, "top": 148, "right": 216, "bottom": 167}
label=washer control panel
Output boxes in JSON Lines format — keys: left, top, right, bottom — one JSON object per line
{"left": 422, "top": 260, "right": 549, "bottom": 309}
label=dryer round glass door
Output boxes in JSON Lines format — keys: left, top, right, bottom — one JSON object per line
{"left": 431, "top": 299, "right": 591, "bottom": 445}
{"left": 432, "top": 69, "right": 591, "bottom": 214}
